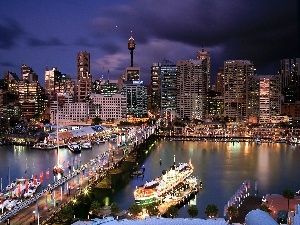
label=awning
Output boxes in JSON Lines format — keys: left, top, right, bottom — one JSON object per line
{"left": 48, "top": 131, "right": 73, "bottom": 140}
{"left": 69, "top": 127, "right": 96, "bottom": 137}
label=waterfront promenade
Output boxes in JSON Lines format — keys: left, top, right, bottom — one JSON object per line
{"left": 0, "top": 141, "right": 136, "bottom": 225}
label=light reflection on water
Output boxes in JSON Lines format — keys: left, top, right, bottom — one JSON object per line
{"left": 0, "top": 140, "right": 300, "bottom": 218}
{"left": 106, "top": 140, "right": 300, "bottom": 218}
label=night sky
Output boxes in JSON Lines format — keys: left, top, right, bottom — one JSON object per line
{"left": 0, "top": 1, "right": 299, "bottom": 86}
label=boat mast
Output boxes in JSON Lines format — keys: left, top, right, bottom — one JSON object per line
{"left": 56, "top": 94, "right": 60, "bottom": 166}
{"left": 173, "top": 154, "right": 175, "bottom": 166}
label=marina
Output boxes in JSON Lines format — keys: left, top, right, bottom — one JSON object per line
{"left": 0, "top": 129, "right": 299, "bottom": 222}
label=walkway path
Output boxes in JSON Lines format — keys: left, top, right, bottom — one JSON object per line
{"left": 0, "top": 143, "right": 134, "bottom": 225}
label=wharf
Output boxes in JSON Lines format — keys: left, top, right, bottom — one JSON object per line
{"left": 158, "top": 182, "right": 201, "bottom": 215}
{"left": 0, "top": 142, "right": 136, "bottom": 225}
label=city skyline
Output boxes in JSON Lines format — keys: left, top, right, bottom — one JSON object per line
{"left": 0, "top": 1, "right": 299, "bottom": 86}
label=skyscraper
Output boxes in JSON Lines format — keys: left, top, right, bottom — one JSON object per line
{"left": 223, "top": 60, "right": 256, "bottom": 119}
{"left": 176, "top": 59, "right": 205, "bottom": 120}
{"left": 150, "top": 59, "right": 177, "bottom": 116}
{"left": 159, "top": 59, "right": 177, "bottom": 114}
{"left": 77, "top": 51, "right": 92, "bottom": 102}
{"left": 259, "top": 75, "right": 281, "bottom": 124}
{"left": 280, "top": 58, "right": 300, "bottom": 103}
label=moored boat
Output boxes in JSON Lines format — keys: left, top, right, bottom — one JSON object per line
{"left": 255, "top": 138, "right": 261, "bottom": 145}
{"left": 80, "top": 140, "right": 92, "bottom": 149}
{"left": 95, "top": 138, "right": 106, "bottom": 144}
{"left": 68, "top": 142, "right": 82, "bottom": 153}
{"left": 133, "top": 158, "right": 194, "bottom": 206}
{"left": 31, "top": 142, "right": 57, "bottom": 150}
{"left": 109, "top": 134, "right": 118, "bottom": 143}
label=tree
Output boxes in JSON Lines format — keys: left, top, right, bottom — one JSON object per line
{"left": 110, "top": 202, "right": 121, "bottom": 215}
{"left": 128, "top": 203, "right": 141, "bottom": 217}
{"left": 187, "top": 205, "right": 198, "bottom": 218}
{"left": 166, "top": 206, "right": 178, "bottom": 218}
{"left": 282, "top": 188, "right": 294, "bottom": 210}
{"left": 145, "top": 203, "right": 159, "bottom": 216}
{"left": 92, "top": 117, "right": 102, "bottom": 125}
{"left": 54, "top": 205, "right": 74, "bottom": 224}
{"left": 205, "top": 204, "right": 219, "bottom": 218}
{"left": 227, "top": 206, "right": 238, "bottom": 221}
{"left": 260, "top": 204, "right": 272, "bottom": 214}
{"left": 90, "top": 200, "right": 102, "bottom": 215}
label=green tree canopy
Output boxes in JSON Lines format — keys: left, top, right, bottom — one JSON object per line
{"left": 282, "top": 188, "right": 295, "bottom": 210}
{"left": 187, "top": 205, "right": 198, "bottom": 218}
{"left": 110, "top": 202, "right": 121, "bottom": 215}
{"left": 90, "top": 200, "right": 102, "bottom": 216}
{"left": 205, "top": 204, "right": 219, "bottom": 218}
{"left": 128, "top": 203, "right": 141, "bottom": 217}
{"left": 92, "top": 117, "right": 102, "bottom": 125}
{"left": 145, "top": 203, "right": 160, "bottom": 216}
{"left": 260, "top": 204, "right": 272, "bottom": 214}
{"left": 227, "top": 206, "right": 239, "bottom": 221}
{"left": 166, "top": 206, "right": 178, "bottom": 218}
{"left": 54, "top": 205, "right": 74, "bottom": 224}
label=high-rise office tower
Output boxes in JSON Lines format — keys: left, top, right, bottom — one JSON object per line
{"left": 259, "top": 75, "right": 281, "bottom": 124}
{"left": 150, "top": 60, "right": 177, "bottom": 116}
{"left": 45, "top": 67, "right": 75, "bottom": 101}
{"left": 21, "top": 64, "right": 38, "bottom": 82}
{"left": 196, "top": 48, "right": 211, "bottom": 90}
{"left": 77, "top": 51, "right": 92, "bottom": 102}
{"left": 159, "top": 59, "right": 177, "bottom": 114}
{"left": 197, "top": 49, "right": 211, "bottom": 117}
{"left": 121, "top": 81, "right": 147, "bottom": 118}
{"left": 215, "top": 67, "right": 224, "bottom": 96}
{"left": 125, "top": 67, "right": 140, "bottom": 81}
{"left": 280, "top": 58, "right": 300, "bottom": 103}
{"left": 150, "top": 63, "right": 160, "bottom": 114}
{"left": 246, "top": 74, "right": 260, "bottom": 122}
{"left": 176, "top": 59, "right": 205, "bottom": 120}
{"left": 224, "top": 60, "right": 256, "bottom": 119}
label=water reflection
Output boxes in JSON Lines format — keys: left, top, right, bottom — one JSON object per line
{"left": 0, "top": 140, "right": 299, "bottom": 219}
{"left": 104, "top": 140, "right": 300, "bottom": 218}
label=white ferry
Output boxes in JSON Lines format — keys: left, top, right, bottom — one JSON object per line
{"left": 134, "top": 158, "right": 194, "bottom": 206}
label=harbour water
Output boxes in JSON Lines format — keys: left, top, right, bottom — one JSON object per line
{"left": 1, "top": 139, "right": 300, "bottom": 218}
{"left": 98, "top": 139, "right": 300, "bottom": 218}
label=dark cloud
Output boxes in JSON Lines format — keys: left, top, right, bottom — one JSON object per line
{"left": 0, "top": 18, "right": 24, "bottom": 49}
{"left": 27, "top": 37, "right": 65, "bottom": 47}
{"left": 0, "top": 61, "right": 16, "bottom": 68}
{"left": 102, "top": 1, "right": 297, "bottom": 63}
{"left": 1, "top": 1, "right": 299, "bottom": 84}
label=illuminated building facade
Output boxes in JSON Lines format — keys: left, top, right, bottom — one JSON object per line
{"left": 259, "top": 75, "right": 281, "bottom": 124}
{"left": 224, "top": 60, "right": 256, "bottom": 119}
{"left": 77, "top": 51, "right": 92, "bottom": 102}
{"left": 121, "top": 81, "right": 147, "bottom": 118}
{"left": 176, "top": 59, "right": 205, "bottom": 120}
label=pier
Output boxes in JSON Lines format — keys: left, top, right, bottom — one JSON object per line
{"left": 158, "top": 181, "right": 201, "bottom": 216}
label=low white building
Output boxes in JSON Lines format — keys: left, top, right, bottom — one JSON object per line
{"left": 49, "top": 93, "right": 127, "bottom": 124}
{"left": 72, "top": 217, "right": 229, "bottom": 225}
{"left": 90, "top": 93, "right": 127, "bottom": 122}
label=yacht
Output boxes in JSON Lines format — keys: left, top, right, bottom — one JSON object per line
{"left": 68, "top": 142, "right": 82, "bottom": 153}
{"left": 80, "top": 140, "right": 92, "bottom": 149}
{"left": 255, "top": 138, "right": 261, "bottom": 145}
{"left": 95, "top": 138, "right": 106, "bottom": 144}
